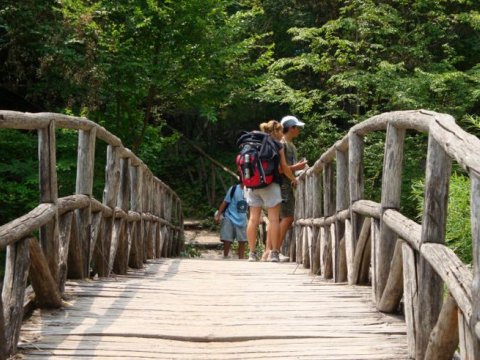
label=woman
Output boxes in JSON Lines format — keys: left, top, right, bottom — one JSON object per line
{"left": 245, "top": 120, "right": 297, "bottom": 262}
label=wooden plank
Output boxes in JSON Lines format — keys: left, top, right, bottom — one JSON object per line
{"left": 416, "top": 135, "right": 451, "bottom": 360}
{"left": 18, "top": 258, "right": 408, "bottom": 359}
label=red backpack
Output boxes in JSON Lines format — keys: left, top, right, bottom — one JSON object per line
{"left": 235, "top": 131, "right": 280, "bottom": 189}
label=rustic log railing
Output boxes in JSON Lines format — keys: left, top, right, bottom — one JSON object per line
{"left": 290, "top": 110, "right": 480, "bottom": 360}
{"left": 0, "top": 111, "right": 183, "bottom": 359}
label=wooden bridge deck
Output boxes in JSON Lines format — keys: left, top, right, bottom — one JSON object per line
{"left": 18, "top": 258, "right": 408, "bottom": 359}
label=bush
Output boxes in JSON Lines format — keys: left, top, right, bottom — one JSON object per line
{"left": 411, "top": 171, "right": 472, "bottom": 264}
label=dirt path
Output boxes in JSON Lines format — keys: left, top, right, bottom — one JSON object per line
{"left": 183, "top": 220, "right": 245, "bottom": 260}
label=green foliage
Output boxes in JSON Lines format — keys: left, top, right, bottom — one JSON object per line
{"left": 180, "top": 243, "right": 202, "bottom": 258}
{"left": 0, "top": 130, "right": 39, "bottom": 224}
{"left": 411, "top": 172, "right": 472, "bottom": 264}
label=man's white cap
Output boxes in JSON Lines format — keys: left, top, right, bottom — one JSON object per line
{"left": 281, "top": 115, "right": 305, "bottom": 128}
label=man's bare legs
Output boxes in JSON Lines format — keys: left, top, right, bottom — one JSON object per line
{"left": 279, "top": 216, "right": 294, "bottom": 250}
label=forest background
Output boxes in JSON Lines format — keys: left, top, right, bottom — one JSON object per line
{"left": 1, "top": 0, "right": 480, "bottom": 269}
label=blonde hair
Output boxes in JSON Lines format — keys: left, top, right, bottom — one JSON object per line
{"left": 259, "top": 120, "right": 282, "bottom": 134}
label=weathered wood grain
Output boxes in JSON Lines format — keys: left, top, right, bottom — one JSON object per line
{"left": 18, "top": 258, "right": 408, "bottom": 359}
{"left": 424, "top": 293, "right": 459, "bottom": 360}
{"left": 402, "top": 243, "right": 417, "bottom": 359}
{"left": 416, "top": 135, "right": 451, "bottom": 360}
{"left": 28, "top": 237, "right": 62, "bottom": 308}
{"left": 377, "top": 124, "right": 405, "bottom": 304}
{"left": 0, "top": 203, "right": 56, "bottom": 249}
{"left": 3, "top": 238, "right": 30, "bottom": 355}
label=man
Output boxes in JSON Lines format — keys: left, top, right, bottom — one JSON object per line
{"left": 214, "top": 182, "right": 248, "bottom": 259}
{"left": 279, "top": 115, "right": 308, "bottom": 254}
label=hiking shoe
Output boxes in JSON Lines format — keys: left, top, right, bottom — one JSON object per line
{"left": 248, "top": 252, "right": 257, "bottom": 262}
{"left": 270, "top": 250, "right": 280, "bottom": 263}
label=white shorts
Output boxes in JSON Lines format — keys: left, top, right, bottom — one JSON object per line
{"left": 245, "top": 183, "right": 282, "bottom": 208}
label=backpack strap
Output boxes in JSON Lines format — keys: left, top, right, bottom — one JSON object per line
{"left": 223, "top": 184, "right": 237, "bottom": 213}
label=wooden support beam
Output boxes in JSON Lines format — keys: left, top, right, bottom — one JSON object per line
{"left": 28, "top": 237, "right": 62, "bottom": 308}
{"left": 378, "top": 239, "right": 404, "bottom": 313}
{"left": 38, "top": 121, "right": 60, "bottom": 285}
{"left": 425, "top": 293, "right": 459, "bottom": 360}
{"left": 351, "top": 217, "right": 371, "bottom": 285}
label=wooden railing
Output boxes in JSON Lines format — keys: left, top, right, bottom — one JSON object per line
{"left": 289, "top": 110, "right": 480, "bottom": 360}
{"left": 0, "top": 111, "right": 184, "bottom": 359}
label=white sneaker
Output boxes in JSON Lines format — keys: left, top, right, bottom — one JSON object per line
{"left": 248, "top": 252, "right": 257, "bottom": 262}
{"left": 279, "top": 253, "right": 290, "bottom": 262}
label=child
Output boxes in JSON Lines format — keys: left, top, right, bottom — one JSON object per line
{"left": 214, "top": 182, "right": 248, "bottom": 259}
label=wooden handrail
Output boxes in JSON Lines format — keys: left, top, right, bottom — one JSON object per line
{"left": 0, "top": 110, "right": 184, "bottom": 357}
{"left": 290, "top": 109, "right": 480, "bottom": 359}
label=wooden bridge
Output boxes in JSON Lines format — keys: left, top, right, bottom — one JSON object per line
{"left": 0, "top": 110, "right": 479, "bottom": 359}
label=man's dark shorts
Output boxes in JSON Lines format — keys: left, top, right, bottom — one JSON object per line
{"left": 280, "top": 181, "right": 295, "bottom": 218}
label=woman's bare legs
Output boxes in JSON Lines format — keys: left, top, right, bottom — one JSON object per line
{"left": 247, "top": 206, "right": 262, "bottom": 257}
{"left": 268, "top": 204, "right": 281, "bottom": 251}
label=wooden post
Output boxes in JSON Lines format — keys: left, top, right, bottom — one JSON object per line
{"left": 470, "top": 172, "right": 480, "bottom": 358}
{"left": 336, "top": 149, "right": 349, "bottom": 282}
{"left": 112, "top": 157, "right": 130, "bottom": 275}
{"left": 376, "top": 124, "right": 405, "bottom": 304}
{"left": 348, "top": 133, "right": 364, "bottom": 253}
{"left": 402, "top": 242, "right": 417, "bottom": 359}
{"left": 129, "top": 165, "right": 143, "bottom": 268}
{"left": 38, "top": 121, "right": 60, "bottom": 284}
{"left": 28, "top": 237, "right": 62, "bottom": 308}
{"left": 371, "top": 218, "right": 380, "bottom": 299}
{"left": 97, "top": 145, "right": 121, "bottom": 277}
{"left": 58, "top": 212, "right": 73, "bottom": 292}
{"left": 416, "top": 135, "right": 451, "bottom": 360}
{"left": 302, "top": 176, "right": 311, "bottom": 268}
{"left": 311, "top": 173, "right": 322, "bottom": 275}
{"left": 0, "top": 292, "right": 6, "bottom": 360}
{"left": 2, "top": 238, "right": 30, "bottom": 355}
{"left": 296, "top": 177, "right": 305, "bottom": 264}
{"left": 75, "top": 127, "right": 96, "bottom": 279}
{"left": 323, "top": 162, "right": 335, "bottom": 279}
{"left": 67, "top": 213, "right": 83, "bottom": 279}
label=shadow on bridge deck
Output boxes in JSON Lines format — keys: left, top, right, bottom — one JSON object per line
{"left": 18, "top": 258, "right": 408, "bottom": 359}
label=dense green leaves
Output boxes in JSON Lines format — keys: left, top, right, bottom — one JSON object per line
{"left": 1, "top": 0, "right": 479, "bottom": 250}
